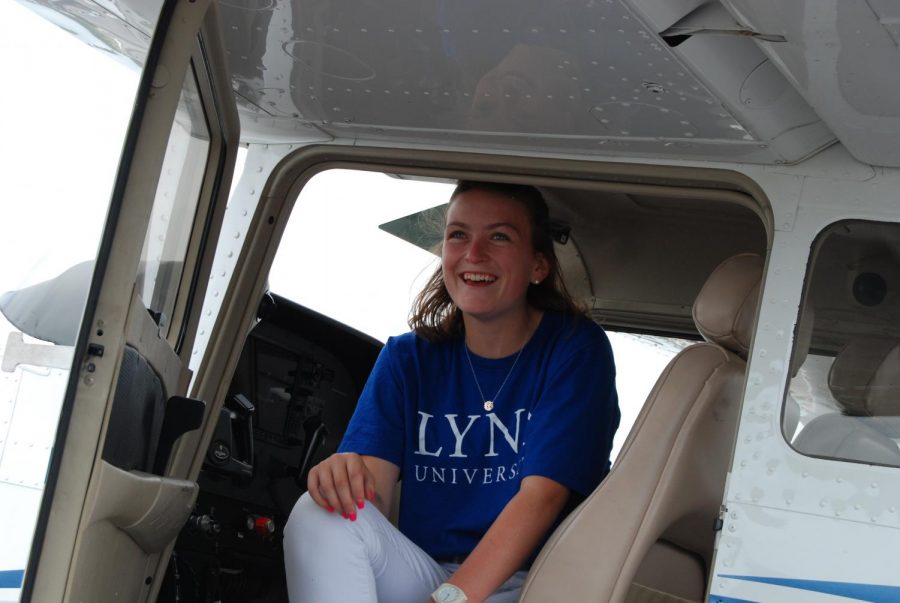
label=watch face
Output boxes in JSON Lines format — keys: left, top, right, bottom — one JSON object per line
{"left": 435, "top": 584, "right": 464, "bottom": 602}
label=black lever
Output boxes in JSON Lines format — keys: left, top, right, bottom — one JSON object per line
{"left": 153, "top": 395, "right": 206, "bottom": 474}
{"left": 298, "top": 421, "right": 328, "bottom": 487}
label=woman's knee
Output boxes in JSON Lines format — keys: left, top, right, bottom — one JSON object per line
{"left": 285, "top": 492, "right": 377, "bottom": 548}
{"left": 285, "top": 491, "right": 391, "bottom": 573}
{"left": 285, "top": 492, "right": 329, "bottom": 542}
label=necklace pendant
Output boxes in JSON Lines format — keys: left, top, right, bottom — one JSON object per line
{"left": 484, "top": 400, "right": 494, "bottom": 412}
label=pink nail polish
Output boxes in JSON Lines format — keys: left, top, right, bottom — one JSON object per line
{"left": 357, "top": 499, "right": 365, "bottom": 509}
{"left": 326, "top": 506, "right": 335, "bottom": 513}
{"left": 349, "top": 512, "right": 357, "bottom": 521}
{"left": 342, "top": 512, "right": 348, "bottom": 519}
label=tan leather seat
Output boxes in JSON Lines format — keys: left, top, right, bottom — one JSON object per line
{"left": 519, "top": 253, "right": 764, "bottom": 603}
{"left": 792, "top": 337, "right": 900, "bottom": 466}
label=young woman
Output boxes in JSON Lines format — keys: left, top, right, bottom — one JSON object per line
{"left": 283, "top": 181, "right": 619, "bottom": 603}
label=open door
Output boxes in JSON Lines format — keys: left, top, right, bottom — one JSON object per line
{"left": 21, "top": 1, "right": 239, "bottom": 600}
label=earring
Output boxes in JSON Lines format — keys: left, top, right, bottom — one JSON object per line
{"left": 532, "top": 279, "right": 540, "bottom": 285}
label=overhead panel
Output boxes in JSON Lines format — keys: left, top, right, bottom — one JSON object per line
{"left": 722, "top": 0, "right": 900, "bottom": 167}
{"left": 217, "top": 0, "right": 836, "bottom": 164}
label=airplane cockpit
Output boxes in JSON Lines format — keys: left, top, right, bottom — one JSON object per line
{"left": 4, "top": 0, "right": 900, "bottom": 601}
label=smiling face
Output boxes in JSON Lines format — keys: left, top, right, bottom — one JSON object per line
{"left": 441, "top": 188, "right": 550, "bottom": 326}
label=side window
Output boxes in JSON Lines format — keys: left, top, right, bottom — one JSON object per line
{"left": 138, "top": 66, "right": 210, "bottom": 336}
{"left": 784, "top": 220, "right": 900, "bottom": 467}
{"left": 270, "top": 169, "right": 450, "bottom": 341}
{"left": 606, "top": 332, "right": 692, "bottom": 459}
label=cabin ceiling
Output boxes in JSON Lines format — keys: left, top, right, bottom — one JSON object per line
{"left": 26, "top": 0, "right": 900, "bottom": 167}
{"left": 544, "top": 187, "right": 767, "bottom": 333}
{"left": 216, "top": 0, "right": 834, "bottom": 163}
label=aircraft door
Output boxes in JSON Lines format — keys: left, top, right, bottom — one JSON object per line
{"left": 22, "top": 1, "right": 239, "bottom": 601}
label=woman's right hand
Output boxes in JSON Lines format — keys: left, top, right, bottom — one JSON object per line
{"left": 307, "top": 452, "right": 377, "bottom": 520}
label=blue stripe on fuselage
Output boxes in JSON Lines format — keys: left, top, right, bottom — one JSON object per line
{"left": 719, "top": 574, "right": 900, "bottom": 602}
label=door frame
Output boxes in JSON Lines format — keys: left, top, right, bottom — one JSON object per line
{"left": 22, "top": 1, "right": 238, "bottom": 600}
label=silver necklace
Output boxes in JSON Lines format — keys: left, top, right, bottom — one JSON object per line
{"left": 464, "top": 343, "right": 524, "bottom": 412}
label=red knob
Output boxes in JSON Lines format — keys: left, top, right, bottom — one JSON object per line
{"left": 254, "top": 516, "right": 275, "bottom": 537}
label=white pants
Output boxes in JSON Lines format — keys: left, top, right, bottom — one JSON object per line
{"left": 283, "top": 493, "right": 526, "bottom": 602}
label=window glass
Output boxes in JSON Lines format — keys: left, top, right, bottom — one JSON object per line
{"left": 785, "top": 221, "right": 900, "bottom": 467}
{"left": 137, "top": 66, "right": 210, "bottom": 334}
{"left": 269, "top": 170, "right": 450, "bottom": 341}
{"left": 607, "top": 332, "right": 692, "bottom": 459}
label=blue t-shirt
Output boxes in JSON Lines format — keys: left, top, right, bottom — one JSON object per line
{"left": 338, "top": 311, "right": 619, "bottom": 559}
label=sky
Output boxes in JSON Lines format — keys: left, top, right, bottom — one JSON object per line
{"left": 269, "top": 170, "right": 450, "bottom": 340}
{"left": 0, "top": 0, "right": 140, "bottom": 296}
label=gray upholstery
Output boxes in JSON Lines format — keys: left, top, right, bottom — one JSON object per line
{"left": 828, "top": 338, "right": 900, "bottom": 417}
{"left": 793, "top": 414, "right": 900, "bottom": 465}
{"left": 520, "top": 254, "right": 763, "bottom": 603}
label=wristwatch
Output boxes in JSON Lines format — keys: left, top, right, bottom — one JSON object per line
{"left": 432, "top": 582, "right": 468, "bottom": 603}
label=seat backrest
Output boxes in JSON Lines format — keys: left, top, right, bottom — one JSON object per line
{"left": 520, "top": 253, "right": 763, "bottom": 603}
{"left": 793, "top": 337, "right": 900, "bottom": 465}
{"left": 102, "top": 345, "right": 166, "bottom": 473}
{"left": 827, "top": 337, "right": 900, "bottom": 418}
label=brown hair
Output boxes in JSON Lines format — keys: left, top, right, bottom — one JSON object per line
{"left": 409, "top": 180, "right": 585, "bottom": 341}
